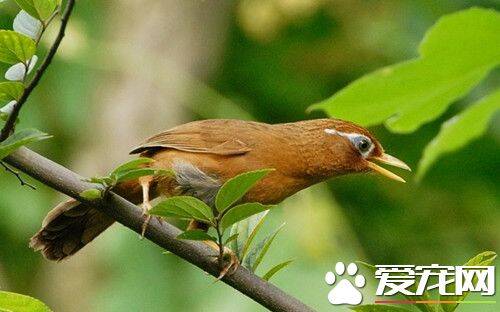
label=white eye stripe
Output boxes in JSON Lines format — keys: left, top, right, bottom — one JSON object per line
{"left": 325, "top": 128, "right": 368, "bottom": 141}
{"left": 324, "top": 128, "right": 339, "bottom": 136}
{"left": 325, "top": 128, "right": 374, "bottom": 157}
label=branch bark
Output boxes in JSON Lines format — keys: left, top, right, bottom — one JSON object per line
{"left": 5, "top": 147, "right": 315, "bottom": 312}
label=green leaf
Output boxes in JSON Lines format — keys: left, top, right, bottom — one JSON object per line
{"left": 440, "top": 251, "right": 497, "bottom": 312}
{"left": 176, "top": 229, "right": 216, "bottom": 242}
{"left": 224, "top": 233, "right": 238, "bottom": 245}
{"left": 240, "top": 211, "right": 268, "bottom": 261}
{"left": 79, "top": 188, "right": 102, "bottom": 200}
{"left": 14, "top": 1, "right": 39, "bottom": 19}
{"left": 229, "top": 222, "right": 241, "bottom": 257}
{"left": 84, "top": 176, "right": 114, "bottom": 187}
{"left": 350, "top": 305, "right": 413, "bottom": 312}
{"left": 114, "top": 168, "right": 157, "bottom": 183}
{"left": 219, "top": 202, "right": 274, "bottom": 231}
{"left": 244, "top": 223, "right": 284, "bottom": 272}
{"left": 33, "top": 0, "right": 58, "bottom": 20}
{"left": 215, "top": 169, "right": 273, "bottom": 212}
{"left": 463, "top": 251, "right": 497, "bottom": 266}
{"left": 309, "top": 8, "right": 500, "bottom": 133}
{"left": 262, "top": 259, "right": 293, "bottom": 281}
{"left": 0, "top": 291, "right": 52, "bottom": 312}
{"left": 111, "top": 157, "right": 154, "bottom": 177}
{"left": 84, "top": 177, "right": 107, "bottom": 184}
{"left": 150, "top": 196, "right": 214, "bottom": 223}
{"left": 0, "top": 82, "right": 25, "bottom": 101}
{"left": 0, "top": 30, "right": 36, "bottom": 64}
{"left": 14, "top": 0, "right": 58, "bottom": 21}
{"left": 417, "top": 89, "right": 500, "bottom": 181}
{"left": 0, "top": 128, "right": 51, "bottom": 160}
{"left": 356, "top": 261, "right": 376, "bottom": 271}
{"left": 229, "top": 211, "right": 269, "bottom": 260}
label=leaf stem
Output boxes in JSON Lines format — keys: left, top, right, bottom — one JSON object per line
{"left": 215, "top": 222, "right": 225, "bottom": 268}
{"left": 42, "top": 7, "right": 61, "bottom": 36}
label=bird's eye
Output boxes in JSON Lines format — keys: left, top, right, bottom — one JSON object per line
{"left": 352, "top": 136, "right": 372, "bottom": 154}
{"left": 324, "top": 129, "right": 373, "bottom": 156}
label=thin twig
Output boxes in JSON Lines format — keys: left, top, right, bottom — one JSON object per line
{"left": 42, "top": 8, "right": 61, "bottom": 35}
{"left": 0, "top": 161, "right": 36, "bottom": 189}
{"left": 216, "top": 224, "right": 225, "bottom": 268}
{"left": 5, "top": 148, "right": 315, "bottom": 312}
{"left": 0, "top": 0, "right": 76, "bottom": 142}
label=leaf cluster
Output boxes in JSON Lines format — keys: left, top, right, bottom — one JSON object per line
{"left": 309, "top": 8, "right": 500, "bottom": 180}
{"left": 150, "top": 169, "right": 293, "bottom": 280}
{"left": 80, "top": 157, "right": 172, "bottom": 200}
{"left": 0, "top": 0, "right": 61, "bottom": 158}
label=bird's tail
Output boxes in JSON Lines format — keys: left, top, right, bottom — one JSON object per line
{"left": 30, "top": 180, "right": 144, "bottom": 261}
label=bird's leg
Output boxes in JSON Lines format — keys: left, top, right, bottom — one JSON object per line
{"left": 187, "top": 220, "right": 239, "bottom": 279}
{"left": 211, "top": 240, "right": 240, "bottom": 279}
{"left": 140, "top": 176, "right": 153, "bottom": 238}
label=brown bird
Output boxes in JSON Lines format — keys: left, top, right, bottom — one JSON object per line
{"left": 30, "top": 119, "right": 410, "bottom": 261}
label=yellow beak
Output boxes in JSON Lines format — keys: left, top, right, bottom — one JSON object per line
{"left": 367, "top": 154, "right": 411, "bottom": 183}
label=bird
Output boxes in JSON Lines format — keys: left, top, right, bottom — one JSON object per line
{"left": 30, "top": 118, "right": 410, "bottom": 263}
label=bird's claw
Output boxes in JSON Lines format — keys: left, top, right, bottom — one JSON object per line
{"left": 140, "top": 202, "right": 152, "bottom": 238}
{"left": 216, "top": 246, "right": 240, "bottom": 280}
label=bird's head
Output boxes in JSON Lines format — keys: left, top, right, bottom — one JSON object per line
{"left": 305, "top": 119, "right": 411, "bottom": 182}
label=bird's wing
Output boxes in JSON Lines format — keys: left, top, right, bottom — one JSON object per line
{"left": 130, "top": 120, "right": 253, "bottom": 156}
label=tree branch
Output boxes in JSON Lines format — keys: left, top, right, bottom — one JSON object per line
{"left": 5, "top": 147, "right": 315, "bottom": 312}
{"left": 0, "top": 0, "right": 76, "bottom": 141}
{"left": 0, "top": 2, "right": 315, "bottom": 310}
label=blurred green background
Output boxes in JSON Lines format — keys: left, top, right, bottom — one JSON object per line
{"left": 0, "top": 0, "right": 498, "bottom": 311}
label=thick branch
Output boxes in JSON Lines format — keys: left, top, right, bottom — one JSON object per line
{"left": 0, "top": 0, "right": 75, "bottom": 141}
{"left": 5, "top": 147, "right": 315, "bottom": 312}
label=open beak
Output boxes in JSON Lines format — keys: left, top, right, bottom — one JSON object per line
{"left": 367, "top": 154, "right": 411, "bottom": 183}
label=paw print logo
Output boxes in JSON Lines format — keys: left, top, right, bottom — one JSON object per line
{"left": 325, "top": 262, "right": 366, "bottom": 305}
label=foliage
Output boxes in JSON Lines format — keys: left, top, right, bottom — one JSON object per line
{"left": 417, "top": 90, "right": 500, "bottom": 180}
{"left": 230, "top": 211, "right": 268, "bottom": 260}
{"left": 356, "top": 251, "right": 497, "bottom": 312}
{"left": 234, "top": 214, "right": 291, "bottom": 280}
{"left": 309, "top": 8, "right": 500, "bottom": 180}
{"left": 0, "top": 291, "right": 52, "bottom": 312}
{"left": 177, "top": 229, "right": 216, "bottom": 242}
{"left": 150, "top": 169, "right": 292, "bottom": 280}
{"left": 0, "top": 0, "right": 60, "bottom": 161}
{"left": 0, "top": 30, "right": 36, "bottom": 64}
{"left": 0, "top": 128, "right": 50, "bottom": 159}
{"left": 153, "top": 196, "right": 213, "bottom": 223}
{"left": 0, "top": 82, "right": 24, "bottom": 101}
{"left": 261, "top": 259, "right": 294, "bottom": 281}
{"left": 215, "top": 169, "right": 273, "bottom": 212}
{"left": 219, "top": 202, "right": 271, "bottom": 230}
{"left": 13, "top": 0, "right": 59, "bottom": 22}
{"left": 243, "top": 221, "right": 285, "bottom": 272}
{"left": 0, "top": 1, "right": 498, "bottom": 311}
{"left": 80, "top": 157, "right": 172, "bottom": 200}
{"left": 439, "top": 251, "right": 497, "bottom": 312}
